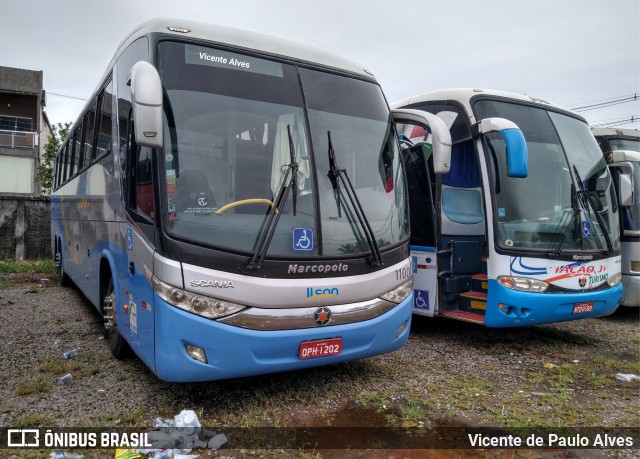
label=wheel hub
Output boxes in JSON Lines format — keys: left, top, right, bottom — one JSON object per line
{"left": 103, "top": 293, "right": 115, "bottom": 331}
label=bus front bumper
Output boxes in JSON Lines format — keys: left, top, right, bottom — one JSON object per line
{"left": 484, "top": 280, "right": 622, "bottom": 327}
{"left": 153, "top": 293, "right": 412, "bottom": 382}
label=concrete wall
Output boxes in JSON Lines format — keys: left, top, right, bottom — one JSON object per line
{"left": 0, "top": 196, "right": 50, "bottom": 260}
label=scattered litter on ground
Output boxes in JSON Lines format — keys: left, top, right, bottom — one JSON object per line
{"left": 49, "top": 452, "right": 85, "bottom": 459}
{"left": 115, "top": 449, "right": 143, "bottom": 459}
{"left": 62, "top": 349, "right": 79, "bottom": 359}
{"left": 137, "top": 409, "right": 227, "bottom": 458}
{"left": 615, "top": 373, "right": 640, "bottom": 382}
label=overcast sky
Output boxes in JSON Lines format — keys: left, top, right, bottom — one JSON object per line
{"left": 2, "top": 0, "right": 639, "bottom": 130}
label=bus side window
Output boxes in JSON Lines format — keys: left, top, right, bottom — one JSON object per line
{"left": 82, "top": 101, "right": 97, "bottom": 168}
{"left": 135, "top": 146, "right": 154, "bottom": 219}
{"left": 95, "top": 79, "right": 114, "bottom": 160}
{"left": 69, "top": 131, "right": 77, "bottom": 179}
{"left": 71, "top": 121, "right": 84, "bottom": 178}
{"left": 125, "top": 115, "right": 154, "bottom": 221}
{"left": 61, "top": 143, "right": 69, "bottom": 183}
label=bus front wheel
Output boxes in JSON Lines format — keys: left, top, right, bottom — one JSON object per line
{"left": 102, "top": 276, "right": 129, "bottom": 358}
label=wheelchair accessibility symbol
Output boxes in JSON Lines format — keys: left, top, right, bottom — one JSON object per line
{"left": 582, "top": 221, "right": 592, "bottom": 238}
{"left": 293, "top": 228, "right": 313, "bottom": 251}
{"left": 414, "top": 289, "right": 429, "bottom": 311}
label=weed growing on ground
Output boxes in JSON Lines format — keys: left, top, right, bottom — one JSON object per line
{"left": 15, "top": 378, "right": 51, "bottom": 396}
{"left": 11, "top": 413, "right": 54, "bottom": 428}
{"left": 0, "top": 259, "right": 56, "bottom": 274}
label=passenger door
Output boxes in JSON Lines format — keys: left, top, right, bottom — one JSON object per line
{"left": 400, "top": 138, "right": 438, "bottom": 316}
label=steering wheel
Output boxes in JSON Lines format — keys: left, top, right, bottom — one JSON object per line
{"left": 215, "top": 198, "right": 278, "bottom": 214}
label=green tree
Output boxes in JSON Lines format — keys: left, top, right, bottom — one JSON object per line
{"left": 37, "top": 122, "right": 71, "bottom": 194}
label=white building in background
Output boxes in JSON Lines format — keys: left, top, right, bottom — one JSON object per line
{"left": 0, "top": 65, "right": 52, "bottom": 196}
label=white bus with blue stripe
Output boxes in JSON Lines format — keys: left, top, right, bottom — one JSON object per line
{"left": 50, "top": 19, "right": 446, "bottom": 381}
{"left": 393, "top": 89, "right": 627, "bottom": 327}
{"left": 592, "top": 127, "right": 640, "bottom": 307}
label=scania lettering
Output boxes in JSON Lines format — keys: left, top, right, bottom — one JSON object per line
{"left": 392, "top": 89, "right": 623, "bottom": 326}
{"left": 592, "top": 127, "right": 639, "bottom": 307}
{"left": 50, "top": 19, "right": 434, "bottom": 381}
{"left": 190, "top": 280, "right": 234, "bottom": 288}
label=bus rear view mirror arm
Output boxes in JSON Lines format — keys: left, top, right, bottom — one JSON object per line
{"left": 128, "top": 61, "right": 164, "bottom": 149}
{"left": 391, "top": 109, "right": 452, "bottom": 174}
{"left": 472, "top": 117, "right": 528, "bottom": 178}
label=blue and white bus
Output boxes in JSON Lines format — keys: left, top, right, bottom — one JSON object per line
{"left": 592, "top": 127, "right": 640, "bottom": 307}
{"left": 392, "top": 89, "right": 624, "bottom": 327}
{"left": 50, "top": 19, "right": 443, "bottom": 381}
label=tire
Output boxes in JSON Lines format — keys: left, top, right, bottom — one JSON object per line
{"left": 58, "top": 247, "right": 70, "bottom": 287}
{"left": 103, "top": 276, "right": 129, "bottom": 358}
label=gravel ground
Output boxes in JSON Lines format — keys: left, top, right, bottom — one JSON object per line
{"left": 0, "top": 273, "right": 638, "bottom": 459}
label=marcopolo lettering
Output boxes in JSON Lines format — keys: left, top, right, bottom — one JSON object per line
{"left": 288, "top": 263, "right": 349, "bottom": 274}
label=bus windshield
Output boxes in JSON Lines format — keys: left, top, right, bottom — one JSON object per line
{"left": 475, "top": 100, "right": 620, "bottom": 254}
{"left": 157, "top": 41, "right": 406, "bottom": 257}
{"left": 608, "top": 138, "right": 640, "bottom": 153}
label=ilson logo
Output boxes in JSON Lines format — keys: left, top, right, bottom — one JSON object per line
{"left": 306, "top": 287, "right": 339, "bottom": 300}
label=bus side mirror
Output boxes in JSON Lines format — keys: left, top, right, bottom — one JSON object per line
{"left": 128, "top": 61, "right": 163, "bottom": 150}
{"left": 611, "top": 162, "right": 635, "bottom": 206}
{"left": 391, "top": 109, "right": 452, "bottom": 174}
{"left": 474, "top": 118, "right": 528, "bottom": 178}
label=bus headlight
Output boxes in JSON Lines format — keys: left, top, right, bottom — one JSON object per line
{"left": 379, "top": 279, "right": 414, "bottom": 304}
{"left": 152, "top": 275, "right": 245, "bottom": 319}
{"left": 498, "top": 276, "right": 549, "bottom": 293}
{"left": 607, "top": 273, "right": 622, "bottom": 287}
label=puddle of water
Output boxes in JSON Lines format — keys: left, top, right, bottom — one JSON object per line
{"left": 326, "top": 404, "right": 395, "bottom": 427}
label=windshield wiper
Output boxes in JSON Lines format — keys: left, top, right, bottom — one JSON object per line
{"left": 552, "top": 183, "right": 581, "bottom": 256}
{"left": 326, "top": 131, "right": 383, "bottom": 267}
{"left": 572, "top": 165, "right": 613, "bottom": 254}
{"left": 287, "top": 125, "right": 298, "bottom": 216}
{"left": 245, "top": 125, "right": 298, "bottom": 271}
{"left": 327, "top": 131, "right": 342, "bottom": 218}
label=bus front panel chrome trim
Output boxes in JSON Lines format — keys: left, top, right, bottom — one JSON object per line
{"left": 218, "top": 298, "right": 398, "bottom": 330}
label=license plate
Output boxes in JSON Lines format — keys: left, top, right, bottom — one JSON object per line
{"left": 299, "top": 338, "right": 342, "bottom": 359}
{"left": 573, "top": 302, "right": 594, "bottom": 314}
